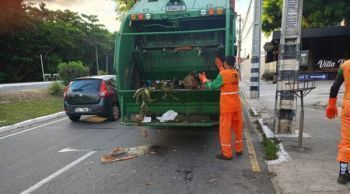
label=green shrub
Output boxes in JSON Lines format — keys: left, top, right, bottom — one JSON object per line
{"left": 262, "top": 136, "right": 279, "bottom": 160}
{"left": 0, "top": 72, "right": 6, "bottom": 83}
{"left": 98, "top": 70, "right": 107, "bottom": 75}
{"left": 48, "top": 81, "right": 65, "bottom": 96}
{"left": 58, "top": 61, "right": 89, "bottom": 84}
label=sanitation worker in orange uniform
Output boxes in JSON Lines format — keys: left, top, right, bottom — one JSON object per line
{"left": 326, "top": 59, "right": 350, "bottom": 184}
{"left": 199, "top": 56, "right": 243, "bottom": 160}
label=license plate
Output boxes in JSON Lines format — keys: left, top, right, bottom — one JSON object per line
{"left": 75, "top": 108, "right": 89, "bottom": 113}
{"left": 165, "top": 5, "right": 186, "bottom": 12}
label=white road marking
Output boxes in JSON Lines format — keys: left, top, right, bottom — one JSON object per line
{"left": 20, "top": 151, "right": 96, "bottom": 194}
{"left": 0, "top": 118, "right": 67, "bottom": 141}
{"left": 59, "top": 147, "right": 91, "bottom": 153}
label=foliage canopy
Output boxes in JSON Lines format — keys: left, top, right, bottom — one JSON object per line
{"left": 58, "top": 61, "right": 90, "bottom": 84}
{"left": 262, "top": 0, "right": 350, "bottom": 36}
{"left": 0, "top": 2, "right": 115, "bottom": 83}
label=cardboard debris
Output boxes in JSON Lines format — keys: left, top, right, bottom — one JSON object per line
{"left": 101, "top": 145, "right": 152, "bottom": 163}
{"left": 101, "top": 146, "right": 137, "bottom": 163}
{"left": 101, "top": 155, "right": 137, "bottom": 163}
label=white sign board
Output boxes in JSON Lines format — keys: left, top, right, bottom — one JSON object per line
{"left": 286, "top": 0, "right": 299, "bottom": 30}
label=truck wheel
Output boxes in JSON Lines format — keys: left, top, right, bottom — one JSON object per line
{"left": 108, "top": 104, "right": 120, "bottom": 121}
{"left": 68, "top": 115, "right": 81, "bottom": 122}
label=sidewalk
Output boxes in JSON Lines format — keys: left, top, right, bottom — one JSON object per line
{"left": 240, "top": 76, "right": 350, "bottom": 193}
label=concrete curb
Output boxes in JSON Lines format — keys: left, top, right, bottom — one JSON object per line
{"left": 241, "top": 90, "right": 291, "bottom": 165}
{"left": 0, "top": 111, "right": 66, "bottom": 133}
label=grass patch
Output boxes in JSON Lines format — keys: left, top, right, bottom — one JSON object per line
{"left": 0, "top": 92, "right": 63, "bottom": 127}
{"left": 262, "top": 135, "right": 279, "bottom": 160}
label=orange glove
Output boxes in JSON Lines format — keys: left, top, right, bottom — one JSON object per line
{"left": 326, "top": 98, "right": 338, "bottom": 119}
{"left": 215, "top": 58, "right": 225, "bottom": 72}
{"left": 198, "top": 72, "right": 208, "bottom": 84}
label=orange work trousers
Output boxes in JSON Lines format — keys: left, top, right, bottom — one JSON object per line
{"left": 338, "top": 99, "right": 350, "bottom": 162}
{"left": 219, "top": 111, "right": 244, "bottom": 158}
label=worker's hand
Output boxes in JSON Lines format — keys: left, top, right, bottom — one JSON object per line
{"left": 198, "top": 72, "right": 208, "bottom": 84}
{"left": 215, "top": 58, "right": 224, "bottom": 72}
{"left": 326, "top": 98, "right": 338, "bottom": 119}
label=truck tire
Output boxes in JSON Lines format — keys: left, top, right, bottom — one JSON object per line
{"left": 108, "top": 104, "right": 120, "bottom": 121}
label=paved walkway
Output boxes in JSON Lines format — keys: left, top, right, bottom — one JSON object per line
{"left": 239, "top": 63, "right": 350, "bottom": 193}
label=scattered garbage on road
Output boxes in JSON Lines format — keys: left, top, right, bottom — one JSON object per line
{"left": 101, "top": 145, "right": 166, "bottom": 163}
{"left": 101, "top": 147, "right": 137, "bottom": 163}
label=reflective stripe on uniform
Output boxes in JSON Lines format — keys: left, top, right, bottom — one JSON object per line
{"left": 221, "top": 91, "right": 239, "bottom": 95}
{"left": 221, "top": 144, "right": 232, "bottom": 147}
{"left": 235, "top": 140, "right": 243, "bottom": 143}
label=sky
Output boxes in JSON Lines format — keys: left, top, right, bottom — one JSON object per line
{"left": 27, "top": 0, "right": 119, "bottom": 32}
{"left": 26, "top": 0, "right": 251, "bottom": 34}
{"left": 236, "top": 0, "right": 250, "bottom": 15}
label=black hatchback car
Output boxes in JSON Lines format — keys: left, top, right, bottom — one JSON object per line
{"left": 63, "top": 75, "right": 120, "bottom": 121}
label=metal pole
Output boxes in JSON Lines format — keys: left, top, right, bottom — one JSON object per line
{"left": 40, "top": 54, "right": 45, "bottom": 81}
{"left": 95, "top": 45, "right": 99, "bottom": 75}
{"left": 250, "top": 0, "right": 262, "bottom": 99}
{"left": 298, "top": 90, "right": 304, "bottom": 148}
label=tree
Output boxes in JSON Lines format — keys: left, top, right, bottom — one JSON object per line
{"left": 0, "top": 2, "right": 115, "bottom": 83}
{"left": 262, "top": 0, "right": 283, "bottom": 37}
{"left": 0, "top": 0, "right": 24, "bottom": 34}
{"left": 58, "top": 61, "right": 89, "bottom": 84}
{"left": 262, "top": 0, "right": 350, "bottom": 36}
{"left": 115, "top": 0, "right": 135, "bottom": 18}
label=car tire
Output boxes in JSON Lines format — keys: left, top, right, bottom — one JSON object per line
{"left": 68, "top": 115, "right": 81, "bottom": 122}
{"left": 108, "top": 104, "right": 120, "bottom": 121}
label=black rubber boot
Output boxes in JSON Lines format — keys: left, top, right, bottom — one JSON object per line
{"left": 337, "top": 172, "right": 350, "bottom": 184}
{"left": 236, "top": 151, "right": 243, "bottom": 156}
{"left": 216, "top": 154, "right": 232, "bottom": 160}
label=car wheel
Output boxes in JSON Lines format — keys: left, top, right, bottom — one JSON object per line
{"left": 108, "top": 104, "right": 120, "bottom": 121}
{"left": 68, "top": 115, "right": 81, "bottom": 122}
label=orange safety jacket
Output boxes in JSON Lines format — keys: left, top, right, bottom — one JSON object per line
{"left": 205, "top": 69, "right": 242, "bottom": 113}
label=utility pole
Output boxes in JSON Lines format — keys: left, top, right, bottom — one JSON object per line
{"left": 250, "top": 0, "right": 262, "bottom": 99}
{"left": 95, "top": 45, "right": 100, "bottom": 75}
{"left": 40, "top": 54, "right": 45, "bottom": 81}
{"left": 274, "top": 0, "right": 304, "bottom": 133}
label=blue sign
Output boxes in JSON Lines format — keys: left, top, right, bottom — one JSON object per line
{"left": 298, "top": 73, "right": 328, "bottom": 81}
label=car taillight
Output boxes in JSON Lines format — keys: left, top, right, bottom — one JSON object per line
{"left": 208, "top": 8, "right": 215, "bottom": 16}
{"left": 63, "top": 82, "right": 71, "bottom": 99}
{"left": 99, "top": 80, "right": 109, "bottom": 97}
{"left": 217, "top": 8, "right": 224, "bottom": 15}
{"left": 138, "top": 13, "right": 144, "bottom": 21}
{"left": 130, "top": 14, "right": 137, "bottom": 21}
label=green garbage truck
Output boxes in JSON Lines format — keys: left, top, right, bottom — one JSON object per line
{"left": 114, "top": 0, "right": 237, "bottom": 127}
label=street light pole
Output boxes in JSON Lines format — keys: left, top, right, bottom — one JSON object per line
{"left": 250, "top": 0, "right": 262, "bottom": 99}
{"left": 274, "top": 0, "right": 304, "bottom": 133}
{"left": 95, "top": 45, "right": 100, "bottom": 75}
{"left": 40, "top": 54, "right": 45, "bottom": 81}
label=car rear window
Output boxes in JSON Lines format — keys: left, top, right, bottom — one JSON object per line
{"left": 69, "top": 79, "right": 101, "bottom": 92}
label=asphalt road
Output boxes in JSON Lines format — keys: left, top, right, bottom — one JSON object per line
{"left": 0, "top": 109, "right": 275, "bottom": 194}
{"left": 0, "top": 82, "right": 52, "bottom": 92}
